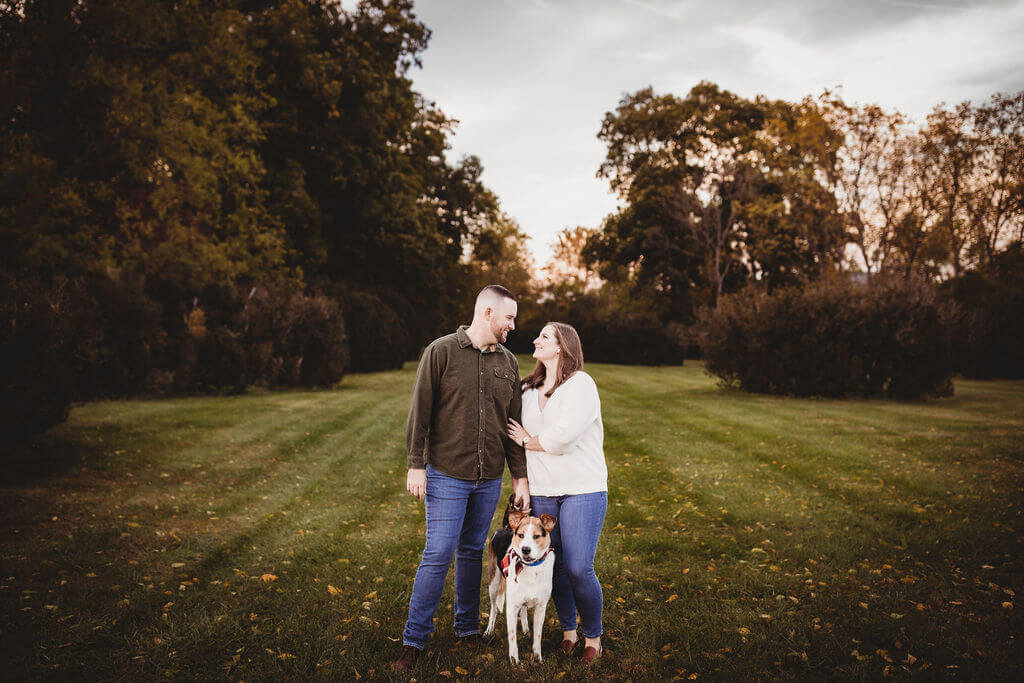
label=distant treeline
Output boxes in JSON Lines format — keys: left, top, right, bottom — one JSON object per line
{"left": 0, "top": 0, "right": 530, "bottom": 445}
{"left": 514, "top": 82, "right": 1024, "bottom": 391}
{"left": 2, "top": 1, "right": 1023, "bottom": 448}
{"left": 576, "top": 83, "right": 1023, "bottom": 316}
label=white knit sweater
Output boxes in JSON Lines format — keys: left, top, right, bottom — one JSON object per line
{"left": 521, "top": 371, "right": 608, "bottom": 496}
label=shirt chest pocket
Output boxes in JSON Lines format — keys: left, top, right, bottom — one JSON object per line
{"left": 491, "top": 367, "right": 518, "bottom": 402}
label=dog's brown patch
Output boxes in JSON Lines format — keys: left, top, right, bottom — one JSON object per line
{"left": 508, "top": 509, "right": 526, "bottom": 529}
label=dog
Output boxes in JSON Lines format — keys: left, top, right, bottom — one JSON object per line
{"left": 483, "top": 504, "right": 557, "bottom": 664}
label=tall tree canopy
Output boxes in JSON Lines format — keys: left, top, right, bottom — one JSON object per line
{"left": 591, "top": 83, "right": 844, "bottom": 317}
{"left": 0, "top": 0, "right": 290, "bottom": 294}
{"left": 590, "top": 83, "right": 1023, "bottom": 320}
{"left": 0, "top": 0, "right": 509, "bottom": 417}
{"left": 0, "top": 0, "right": 503, "bottom": 346}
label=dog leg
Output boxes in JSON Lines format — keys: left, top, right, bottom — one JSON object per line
{"left": 484, "top": 573, "right": 501, "bottom": 637}
{"left": 532, "top": 602, "right": 546, "bottom": 661}
{"left": 506, "top": 593, "right": 520, "bottom": 665}
{"left": 518, "top": 605, "right": 530, "bottom": 634}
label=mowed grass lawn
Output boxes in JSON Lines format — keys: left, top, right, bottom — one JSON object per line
{"left": 1, "top": 360, "right": 1022, "bottom": 680}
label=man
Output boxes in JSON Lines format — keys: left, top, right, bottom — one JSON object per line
{"left": 394, "top": 285, "right": 530, "bottom": 672}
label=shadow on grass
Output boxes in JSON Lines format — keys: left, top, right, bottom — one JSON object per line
{"left": 0, "top": 419, "right": 109, "bottom": 486}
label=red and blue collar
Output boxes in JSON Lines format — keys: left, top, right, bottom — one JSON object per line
{"left": 500, "top": 547, "right": 553, "bottom": 580}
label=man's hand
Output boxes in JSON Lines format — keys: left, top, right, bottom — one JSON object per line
{"left": 512, "top": 477, "right": 530, "bottom": 513}
{"left": 406, "top": 468, "right": 426, "bottom": 501}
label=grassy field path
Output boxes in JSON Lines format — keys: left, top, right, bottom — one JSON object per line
{"left": 2, "top": 361, "right": 1022, "bottom": 679}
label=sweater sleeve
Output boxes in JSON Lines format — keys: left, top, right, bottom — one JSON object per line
{"left": 536, "top": 373, "right": 600, "bottom": 456}
{"left": 405, "top": 343, "right": 441, "bottom": 469}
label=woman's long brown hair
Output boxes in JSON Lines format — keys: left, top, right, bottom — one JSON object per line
{"left": 521, "top": 322, "right": 584, "bottom": 397}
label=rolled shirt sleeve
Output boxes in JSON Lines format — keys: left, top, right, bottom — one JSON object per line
{"left": 536, "top": 373, "right": 600, "bottom": 455}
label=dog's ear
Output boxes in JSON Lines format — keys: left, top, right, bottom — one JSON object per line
{"left": 539, "top": 514, "right": 557, "bottom": 532}
{"left": 508, "top": 509, "right": 525, "bottom": 529}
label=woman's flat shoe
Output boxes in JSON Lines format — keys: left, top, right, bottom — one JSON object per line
{"left": 560, "top": 639, "right": 578, "bottom": 654}
{"left": 582, "top": 645, "right": 602, "bottom": 663}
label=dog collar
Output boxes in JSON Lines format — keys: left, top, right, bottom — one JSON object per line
{"left": 522, "top": 549, "right": 552, "bottom": 567}
{"left": 501, "top": 548, "right": 553, "bottom": 581}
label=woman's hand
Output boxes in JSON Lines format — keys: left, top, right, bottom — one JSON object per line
{"left": 507, "top": 418, "right": 530, "bottom": 447}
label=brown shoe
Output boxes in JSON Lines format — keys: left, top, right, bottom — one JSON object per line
{"left": 582, "top": 645, "right": 602, "bottom": 664}
{"left": 393, "top": 644, "right": 420, "bottom": 672}
{"left": 456, "top": 633, "right": 482, "bottom": 647}
{"left": 560, "top": 638, "right": 578, "bottom": 654}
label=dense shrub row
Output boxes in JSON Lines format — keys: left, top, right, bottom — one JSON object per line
{"left": 943, "top": 244, "right": 1024, "bottom": 379}
{"left": 1, "top": 277, "right": 349, "bottom": 450}
{"left": 340, "top": 289, "right": 417, "bottom": 373}
{"left": 699, "top": 277, "right": 957, "bottom": 399}
{"left": 508, "top": 288, "right": 686, "bottom": 366}
{"left": 0, "top": 278, "right": 86, "bottom": 448}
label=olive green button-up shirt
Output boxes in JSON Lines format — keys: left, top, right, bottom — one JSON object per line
{"left": 406, "top": 326, "right": 527, "bottom": 481}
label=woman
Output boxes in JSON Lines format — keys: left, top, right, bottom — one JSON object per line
{"left": 507, "top": 322, "right": 607, "bottom": 663}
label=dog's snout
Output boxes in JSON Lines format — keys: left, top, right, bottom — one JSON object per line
{"left": 521, "top": 545, "right": 532, "bottom": 556}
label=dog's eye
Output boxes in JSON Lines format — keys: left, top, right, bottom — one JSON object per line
{"left": 533, "top": 534, "right": 540, "bottom": 539}
{"left": 517, "top": 533, "right": 524, "bottom": 538}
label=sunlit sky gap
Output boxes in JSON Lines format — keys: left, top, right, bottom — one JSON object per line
{"left": 405, "top": 0, "right": 1024, "bottom": 266}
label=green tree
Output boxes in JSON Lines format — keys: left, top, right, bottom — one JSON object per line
{"left": 252, "top": 0, "right": 499, "bottom": 341}
{"left": 465, "top": 212, "right": 535, "bottom": 303}
{"left": 594, "top": 82, "right": 844, "bottom": 315}
{"left": 0, "top": 0, "right": 291, "bottom": 293}
{"left": 742, "top": 98, "right": 846, "bottom": 290}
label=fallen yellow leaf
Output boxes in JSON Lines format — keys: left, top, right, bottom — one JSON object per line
{"left": 261, "top": 573, "right": 278, "bottom": 582}
{"left": 327, "top": 585, "right": 341, "bottom": 596}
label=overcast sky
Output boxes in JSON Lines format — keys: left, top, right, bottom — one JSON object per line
{"left": 406, "top": 0, "right": 1024, "bottom": 265}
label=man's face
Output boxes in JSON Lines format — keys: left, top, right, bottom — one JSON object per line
{"left": 487, "top": 298, "right": 518, "bottom": 345}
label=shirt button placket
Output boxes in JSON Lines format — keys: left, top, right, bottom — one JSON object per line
{"left": 478, "top": 354, "right": 484, "bottom": 478}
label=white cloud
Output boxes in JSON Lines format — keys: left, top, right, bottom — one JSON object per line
{"left": 409, "top": 0, "right": 1024, "bottom": 266}
{"left": 725, "top": 1, "right": 1024, "bottom": 120}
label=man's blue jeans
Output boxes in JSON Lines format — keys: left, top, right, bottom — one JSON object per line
{"left": 402, "top": 464, "right": 502, "bottom": 649}
{"left": 530, "top": 491, "right": 607, "bottom": 639}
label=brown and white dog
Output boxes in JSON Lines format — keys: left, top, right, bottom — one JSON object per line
{"left": 484, "top": 509, "right": 557, "bottom": 664}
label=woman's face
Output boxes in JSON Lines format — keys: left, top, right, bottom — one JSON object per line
{"left": 532, "top": 325, "right": 560, "bottom": 362}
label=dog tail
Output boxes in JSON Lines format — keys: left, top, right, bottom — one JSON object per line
{"left": 487, "top": 534, "right": 502, "bottom": 584}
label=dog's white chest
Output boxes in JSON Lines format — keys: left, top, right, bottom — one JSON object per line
{"left": 506, "top": 555, "right": 554, "bottom": 606}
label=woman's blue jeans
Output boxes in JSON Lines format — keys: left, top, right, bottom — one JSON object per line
{"left": 402, "top": 464, "right": 502, "bottom": 649}
{"left": 530, "top": 491, "right": 607, "bottom": 639}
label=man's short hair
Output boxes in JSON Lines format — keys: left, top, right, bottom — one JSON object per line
{"left": 477, "top": 284, "right": 517, "bottom": 303}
